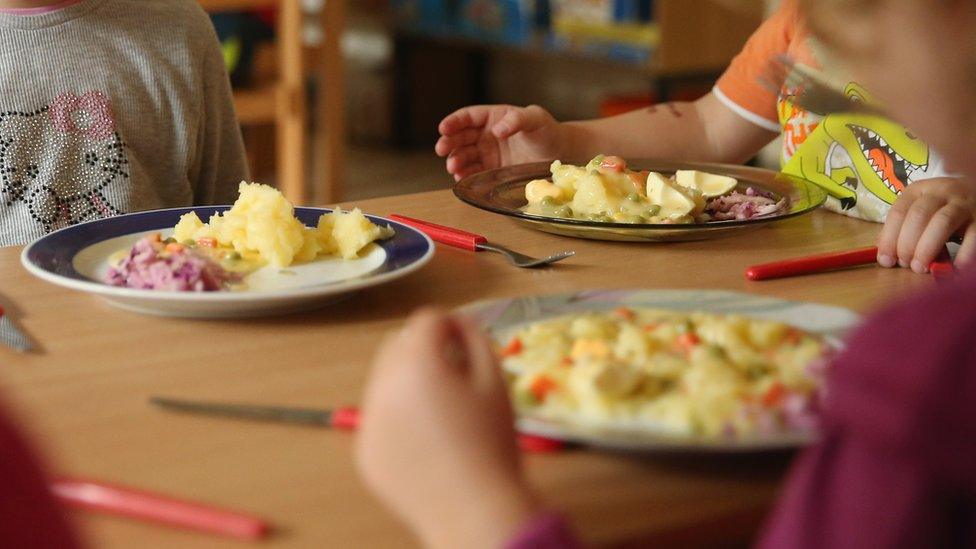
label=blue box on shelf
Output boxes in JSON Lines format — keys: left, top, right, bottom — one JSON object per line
{"left": 457, "top": 0, "right": 538, "bottom": 44}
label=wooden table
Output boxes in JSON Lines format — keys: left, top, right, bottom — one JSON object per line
{"left": 0, "top": 190, "right": 929, "bottom": 548}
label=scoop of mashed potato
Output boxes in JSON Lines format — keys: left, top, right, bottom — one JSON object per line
{"left": 173, "top": 182, "right": 393, "bottom": 267}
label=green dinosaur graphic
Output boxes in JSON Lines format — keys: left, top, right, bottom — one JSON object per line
{"left": 782, "top": 83, "right": 929, "bottom": 211}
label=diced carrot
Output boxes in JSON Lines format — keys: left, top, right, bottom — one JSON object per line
{"left": 642, "top": 323, "right": 660, "bottom": 332}
{"left": 613, "top": 306, "right": 636, "bottom": 321}
{"left": 149, "top": 233, "right": 162, "bottom": 243}
{"left": 600, "top": 155, "right": 627, "bottom": 172}
{"left": 164, "top": 243, "right": 185, "bottom": 254}
{"left": 560, "top": 356, "right": 574, "bottom": 367}
{"left": 762, "top": 382, "right": 787, "bottom": 408}
{"left": 675, "top": 332, "right": 700, "bottom": 353}
{"left": 197, "top": 237, "right": 218, "bottom": 248}
{"left": 501, "top": 337, "right": 523, "bottom": 357}
{"left": 530, "top": 376, "right": 559, "bottom": 403}
{"left": 784, "top": 328, "right": 803, "bottom": 345}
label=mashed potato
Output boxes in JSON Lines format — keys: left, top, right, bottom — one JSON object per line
{"left": 173, "top": 182, "right": 393, "bottom": 267}
{"left": 500, "top": 308, "right": 831, "bottom": 438}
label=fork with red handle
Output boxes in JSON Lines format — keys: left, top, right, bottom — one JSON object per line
{"left": 389, "top": 214, "right": 574, "bottom": 268}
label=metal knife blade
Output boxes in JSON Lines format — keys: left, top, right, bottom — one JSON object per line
{"left": 149, "top": 396, "right": 333, "bottom": 426}
{"left": 0, "top": 305, "right": 32, "bottom": 352}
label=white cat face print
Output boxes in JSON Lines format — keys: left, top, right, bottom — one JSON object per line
{"left": 0, "top": 91, "right": 129, "bottom": 233}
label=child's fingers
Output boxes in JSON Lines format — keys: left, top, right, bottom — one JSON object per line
{"left": 877, "top": 194, "right": 915, "bottom": 267}
{"left": 491, "top": 105, "right": 548, "bottom": 139}
{"left": 446, "top": 146, "right": 481, "bottom": 175}
{"left": 956, "top": 224, "right": 976, "bottom": 265}
{"left": 439, "top": 106, "right": 494, "bottom": 135}
{"left": 453, "top": 163, "right": 485, "bottom": 182}
{"left": 452, "top": 315, "right": 504, "bottom": 391}
{"left": 912, "top": 204, "right": 970, "bottom": 272}
{"left": 896, "top": 195, "right": 944, "bottom": 268}
{"left": 435, "top": 129, "right": 483, "bottom": 157}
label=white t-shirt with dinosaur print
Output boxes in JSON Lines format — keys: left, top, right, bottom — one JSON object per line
{"left": 713, "top": 0, "right": 952, "bottom": 223}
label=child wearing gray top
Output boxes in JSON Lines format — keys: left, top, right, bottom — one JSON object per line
{"left": 0, "top": 0, "right": 249, "bottom": 246}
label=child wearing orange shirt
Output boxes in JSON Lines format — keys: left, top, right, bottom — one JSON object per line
{"left": 436, "top": 0, "right": 974, "bottom": 272}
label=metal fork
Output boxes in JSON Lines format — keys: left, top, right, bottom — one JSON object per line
{"left": 389, "top": 214, "right": 575, "bottom": 269}
{"left": 476, "top": 242, "right": 575, "bottom": 268}
{"left": 758, "top": 54, "right": 886, "bottom": 117}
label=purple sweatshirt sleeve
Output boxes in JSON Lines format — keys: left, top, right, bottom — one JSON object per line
{"left": 759, "top": 268, "right": 976, "bottom": 548}
{"left": 506, "top": 512, "right": 580, "bottom": 549}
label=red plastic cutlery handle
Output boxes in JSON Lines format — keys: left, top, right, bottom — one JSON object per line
{"left": 930, "top": 245, "right": 956, "bottom": 283}
{"left": 51, "top": 478, "right": 269, "bottom": 540}
{"left": 389, "top": 214, "right": 487, "bottom": 252}
{"left": 746, "top": 247, "right": 879, "bottom": 281}
{"left": 330, "top": 406, "right": 360, "bottom": 430}
{"left": 517, "top": 434, "right": 566, "bottom": 453}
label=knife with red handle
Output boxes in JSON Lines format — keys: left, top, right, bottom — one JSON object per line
{"left": 388, "top": 214, "right": 486, "bottom": 251}
{"left": 51, "top": 478, "right": 269, "bottom": 540}
{"left": 150, "top": 397, "right": 565, "bottom": 453}
{"left": 745, "top": 245, "right": 956, "bottom": 281}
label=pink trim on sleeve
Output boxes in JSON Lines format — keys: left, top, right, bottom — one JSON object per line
{"left": 0, "top": 0, "right": 81, "bottom": 15}
{"left": 506, "top": 512, "right": 580, "bottom": 549}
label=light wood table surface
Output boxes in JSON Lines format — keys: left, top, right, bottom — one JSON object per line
{"left": 0, "top": 189, "right": 930, "bottom": 548}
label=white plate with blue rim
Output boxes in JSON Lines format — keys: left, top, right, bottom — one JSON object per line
{"left": 460, "top": 289, "right": 861, "bottom": 453}
{"left": 21, "top": 206, "right": 435, "bottom": 319}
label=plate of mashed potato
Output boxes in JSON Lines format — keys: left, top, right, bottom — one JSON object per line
{"left": 453, "top": 158, "right": 827, "bottom": 242}
{"left": 21, "top": 183, "right": 434, "bottom": 318}
{"left": 461, "top": 289, "right": 860, "bottom": 452}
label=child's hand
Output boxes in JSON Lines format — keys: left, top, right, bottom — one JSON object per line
{"left": 877, "top": 177, "right": 976, "bottom": 272}
{"left": 356, "top": 309, "right": 539, "bottom": 549}
{"left": 435, "top": 105, "right": 565, "bottom": 181}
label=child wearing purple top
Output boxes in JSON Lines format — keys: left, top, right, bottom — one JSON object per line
{"left": 355, "top": 1, "right": 976, "bottom": 548}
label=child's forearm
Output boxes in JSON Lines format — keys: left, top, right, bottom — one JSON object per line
{"left": 559, "top": 93, "right": 776, "bottom": 164}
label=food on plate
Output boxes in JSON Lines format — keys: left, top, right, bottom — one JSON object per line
{"left": 498, "top": 307, "right": 833, "bottom": 438}
{"left": 106, "top": 182, "right": 395, "bottom": 291}
{"left": 105, "top": 234, "right": 240, "bottom": 291}
{"left": 173, "top": 182, "right": 394, "bottom": 267}
{"left": 521, "top": 156, "right": 788, "bottom": 224}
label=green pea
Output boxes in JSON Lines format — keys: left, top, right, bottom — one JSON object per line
{"left": 626, "top": 192, "right": 641, "bottom": 202}
{"left": 513, "top": 386, "right": 539, "bottom": 408}
{"left": 643, "top": 205, "right": 662, "bottom": 218}
{"left": 182, "top": 239, "right": 196, "bottom": 246}
{"left": 554, "top": 206, "right": 573, "bottom": 217}
{"left": 588, "top": 154, "right": 605, "bottom": 168}
{"left": 676, "top": 320, "right": 695, "bottom": 334}
{"left": 227, "top": 251, "right": 242, "bottom": 260}
{"left": 540, "top": 196, "right": 556, "bottom": 207}
{"left": 163, "top": 237, "right": 176, "bottom": 244}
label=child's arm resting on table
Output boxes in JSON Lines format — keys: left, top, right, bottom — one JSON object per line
{"left": 876, "top": 177, "right": 976, "bottom": 272}
{"left": 435, "top": 93, "right": 778, "bottom": 181}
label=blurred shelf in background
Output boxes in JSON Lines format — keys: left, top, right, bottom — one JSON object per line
{"left": 200, "top": 0, "right": 346, "bottom": 205}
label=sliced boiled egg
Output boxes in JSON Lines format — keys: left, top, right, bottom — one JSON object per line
{"left": 674, "top": 170, "right": 738, "bottom": 198}
{"left": 646, "top": 172, "right": 696, "bottom": 218}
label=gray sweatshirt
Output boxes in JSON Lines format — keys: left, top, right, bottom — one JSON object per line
{"left": 0, "top": 0, "right": 248, "bottom": 246}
